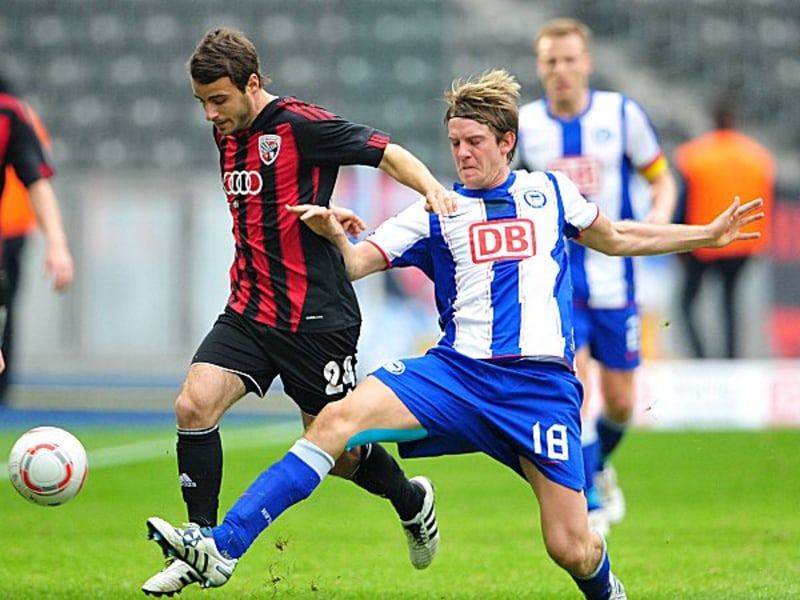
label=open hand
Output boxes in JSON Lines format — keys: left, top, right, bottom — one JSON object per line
{"left": 708, "top": 196, "right": 765, "bottom": 248}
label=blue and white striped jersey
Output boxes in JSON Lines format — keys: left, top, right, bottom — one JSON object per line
{"left": 366, "top": 169, "right": 598, "bottom": 365}
{"left": 517, "top": 90, "right": 665, "bottom": 308}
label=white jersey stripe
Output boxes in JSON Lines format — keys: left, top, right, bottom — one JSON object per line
{"left": 367, "top": 170, "right": 597, "bottom": 364}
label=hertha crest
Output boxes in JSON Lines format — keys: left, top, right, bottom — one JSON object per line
{"left": 258, "top": 134, "right": 281, "bottom": 166}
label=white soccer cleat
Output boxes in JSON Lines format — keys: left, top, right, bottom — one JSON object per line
{"left": 588, "top": 507, "right": 610, "bottom": 538}
{"left": 608, "top": 573, "right": 627, "bottom": 599}
{"left": 141, "top": 557, "right": 201, "bottom": 597}
{"left": 400, "top": 476, "right": 440, "bottom": 569}
{"left": 595, "top": 465, "right": 626, "bottom": 525}
{"left": 146, "top": 517, "right": 237, "bottom": 589}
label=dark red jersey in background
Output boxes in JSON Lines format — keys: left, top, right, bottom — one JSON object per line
{"left": 0, "top": 92, "right": 54, "bottom": 200}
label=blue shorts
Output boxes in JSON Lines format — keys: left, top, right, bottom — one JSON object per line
{"left": 573, "top": 304, "right": 641, "bottom": 370}
{"left": 370, "top": 346, "right": 585, "bottom": 491}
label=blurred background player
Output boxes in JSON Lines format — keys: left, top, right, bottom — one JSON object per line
{"left": 673, "top": 95, "right": 774, "bottom": 359}
{"left": 517, "top": 18, "right": 677, "bottom": 533}
{"left": 0, "top": 74, "right": 74, "bottom": 396}
{"left": 141, "top": 27, "right": 447, "bottom": 596}
{"left": 1, "top": 78, "right": 56, "bottom": 400}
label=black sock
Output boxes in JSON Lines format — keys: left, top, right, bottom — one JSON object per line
{"left": 352, "top": 443, "right": 423, "bottom": 521}
{"left": 176, "top": 426, "right": 222, "bottom": 527}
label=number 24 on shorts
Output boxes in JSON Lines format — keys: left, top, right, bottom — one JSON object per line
{"left": 323, "top": 355, "right": 356, "bottom": 396}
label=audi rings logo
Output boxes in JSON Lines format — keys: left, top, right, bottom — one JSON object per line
{"left": 222, "top": 170, "right": 263, "bottom": 196}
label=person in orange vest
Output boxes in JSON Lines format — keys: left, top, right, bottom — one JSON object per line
{"left": 673, "top": 95, "right": 774, "bottom": 358}
{"left": 0, "top": 75, "right": 74, "bottom": 401}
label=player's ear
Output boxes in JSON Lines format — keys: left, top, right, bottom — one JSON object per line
{"left": 500, "top": 131, "right": 516, "bottom": 157}
{"left": 246, "top": 73, "right": 260, "bottom": 93}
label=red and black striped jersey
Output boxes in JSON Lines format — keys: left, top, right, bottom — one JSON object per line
{"left": 214, "top": 96, "right": 390, "bottom": 333}
{"left": 0, "top": 93, "right": 54, "bottom": 198}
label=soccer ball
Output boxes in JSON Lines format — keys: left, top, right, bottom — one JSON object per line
{"left": 7, "top": 426, "right": 89, "bottom": 506}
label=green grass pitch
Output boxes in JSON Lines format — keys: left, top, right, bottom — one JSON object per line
{"left": 1, "top": 423, "right": 798, "bottom": 599}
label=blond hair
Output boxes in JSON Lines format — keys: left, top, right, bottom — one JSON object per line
{"left": 534, "top": 17, "right": 592, "bottom": 53}
{"left": 444, "top": 69, "right": 520, "bottom": 162}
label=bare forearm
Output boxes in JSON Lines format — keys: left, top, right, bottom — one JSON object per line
{"left": 28, "top": 179, "right": 69, "bottom": 248}
{"left": 328, "top": 231, "right": 385, "bottom": 281}
{"left": 329, "top": 230, "right": 363, "bottom": 280}
{"left": 27, "top": 179, "right": 74, "bottom": 291}
{"left": 379, "top": 144, "right": 458, "bottom": 215}
{"left": 605, "top": 220, "right": 712, "bottom": 255}
{"left": 379, "top": 144, "right": 442, "bottom": 196}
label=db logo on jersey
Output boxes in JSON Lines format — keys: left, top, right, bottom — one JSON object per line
{"left": 469, "top": 219, "right": 536, "bottom": 264}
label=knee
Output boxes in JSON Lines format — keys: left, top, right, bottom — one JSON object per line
{"left": 175, "top": 388, "right": 217, "bottom": 429}
{"left": 603, "top": 400, "right": 634, "bottom": 423}
{"left": 306, "top": 401, "right": 361, "bottom": 477}
{"left": 544, "top": 532, "right": 594, "bottom": 577}
{"left": 313, "top": 400, "right": 356, "bottom": 439}
{"left": 602, "top": 386, "right": 635, "bottom": 422}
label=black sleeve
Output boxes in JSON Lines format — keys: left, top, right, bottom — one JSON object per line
{"left": 292, "top": 118, "right": 389, "bottom": 168}
{"left": 8, "top": 112, "right": 52, "bottom": 187}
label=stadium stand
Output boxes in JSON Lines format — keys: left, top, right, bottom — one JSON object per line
{"left": 3, "top": 0, "right": 797, "bottom": 182}
{"left": 3, "top": 1, "right": 450, "bottom": 171}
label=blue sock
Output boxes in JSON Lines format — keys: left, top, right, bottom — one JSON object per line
{"left": 582, "top": 439, "right": 601, "bottom": 508}
{"left": 572, "top": 538, "right": 612, "bottom": 600}
{"left": 596, "top": 416, "right": 628, "bottom": 468}
{"left": 212, "top": 439, "right": 334, "bottom": 559}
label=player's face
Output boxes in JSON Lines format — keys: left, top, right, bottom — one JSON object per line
{"left": 536, "top": 33, "right": 592, "bottom": 115}
{"left": 448, "top": 117, "right": 514, "bottom": 190}
{"left": 191, "top": 74, "right": 260, "bottom": 135}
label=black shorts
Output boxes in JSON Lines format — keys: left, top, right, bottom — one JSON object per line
{"left": 192, "top": 307, "right": 360, "bottom": 415}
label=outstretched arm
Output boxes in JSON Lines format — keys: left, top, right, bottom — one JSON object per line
{"left": 287, "top": 205, "right": 386, "bottom": 281}
{"left": 379, "top": 143, "right": 458, "bottom": 216}
{"left": 580, "top": 196, "right": 764, "bottom": 256}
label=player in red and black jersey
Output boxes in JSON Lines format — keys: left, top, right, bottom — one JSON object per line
{"left": 142, "top": 28, "right": 450, "bottom": 596}
{"left": 216, "top": 95, "right": 383, "bottom": 332}
{"left": 0, "top": 76, "right": 73, "bottom": 380}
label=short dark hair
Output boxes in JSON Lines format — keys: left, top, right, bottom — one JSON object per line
{"left": 188, "top": 27, "right": 270, "bottom": 91}
{"left": 712, "top": 95, "right": 738, "bottom": 130}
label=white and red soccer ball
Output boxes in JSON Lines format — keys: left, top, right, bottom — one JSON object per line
{"left": 7, "top": 426, "right": 88, "bottom": 506}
